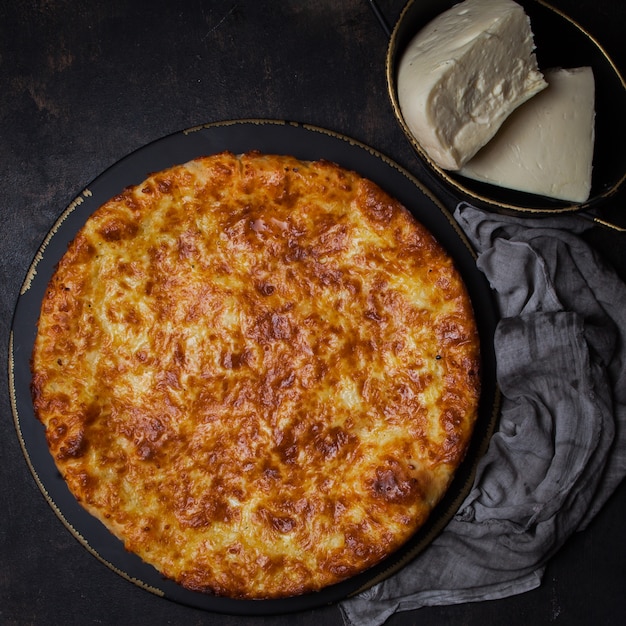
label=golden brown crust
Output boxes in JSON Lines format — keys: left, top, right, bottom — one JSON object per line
{"left": 31, "top": 151, "right": 480, "bottom": 599}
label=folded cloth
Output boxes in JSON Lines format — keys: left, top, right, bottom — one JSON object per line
{"left": 340, "top": 203, "right": 626, "bottom": 626}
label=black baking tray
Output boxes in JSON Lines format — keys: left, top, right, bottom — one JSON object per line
{"left": 9, "top": 119, "right": 499, "bottom": 615}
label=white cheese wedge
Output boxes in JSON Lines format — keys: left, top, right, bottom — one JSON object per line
{"left": 459, "top": 67, "right": 595, "bottom": 203}
{"left": 397, "top": 0, "right": 547, "bottom": 170}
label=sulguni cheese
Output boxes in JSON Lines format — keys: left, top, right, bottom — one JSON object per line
{"left": 459, "top": 66, "right": 595, "bottom": 203}
{"left": 397, "top": 0, "right": 547, "bottom": 170}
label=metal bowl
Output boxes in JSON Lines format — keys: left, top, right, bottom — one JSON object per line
{"left": 386, "top": 0, "right": 626, "bottom": 216}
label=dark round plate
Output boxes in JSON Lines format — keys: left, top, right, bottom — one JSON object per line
{"left": 9, "top": 119, "right": 499, "bottom": 615}
{"left": 387, "top": 0, "right": 626, "bottom": 215}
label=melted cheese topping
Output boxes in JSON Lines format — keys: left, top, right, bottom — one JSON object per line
{"left": 31, "top": 152, "right": 480, "bottom": 599}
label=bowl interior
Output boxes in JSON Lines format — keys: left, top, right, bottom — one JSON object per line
{"left": 387, "top": 0, "right": 626, "bottom": 214}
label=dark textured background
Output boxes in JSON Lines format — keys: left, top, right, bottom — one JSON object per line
{"left": 2, "top": 1, "right": 625, "bottom": 624}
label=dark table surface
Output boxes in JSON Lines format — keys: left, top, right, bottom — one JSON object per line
{"left": 2, "top": 1, "right": 625, "bottom": 624}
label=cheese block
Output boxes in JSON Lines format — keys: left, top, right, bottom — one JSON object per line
{"left": 459, "top": 67, "right": 595, "bottom": 203}
{"left": 397, "top": 0, "right": 547, "bottom": 170}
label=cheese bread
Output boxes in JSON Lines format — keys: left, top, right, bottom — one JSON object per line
{"left": 31, "top": 152, "right": 480, "bottom": 599}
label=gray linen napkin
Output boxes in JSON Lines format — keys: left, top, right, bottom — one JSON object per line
{"left": 340, "top": 203, "right": 626, "bottom": 626}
